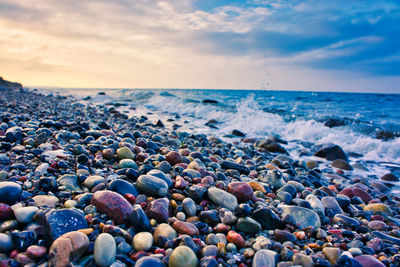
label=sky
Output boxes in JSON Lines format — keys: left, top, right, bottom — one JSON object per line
{"left": 0, "top": 0, "right": 399, "bottom": 93}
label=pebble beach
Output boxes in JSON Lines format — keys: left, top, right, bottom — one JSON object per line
{"left": 1, "top": 87, "right": 400, "bottom": 267}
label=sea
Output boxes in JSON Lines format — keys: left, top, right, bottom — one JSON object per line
{"left": 34, "top": 88, "right": 400, "bottom": 180}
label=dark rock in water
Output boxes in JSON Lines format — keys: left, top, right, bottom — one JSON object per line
{"left": 91, "top": 190, "right": 133, "bottom": 224}
{"left": 147, "top": 198, "right": 171, "bottom": 223}
{"left": 155, "top": 119, "right": 164, "bottom": 127}
{"left": 0, "top": 181, "right": 22, "bottom": 205}
{"left": 314, "top": 145, "right": 348, "bottom": 161}
{"left": 129, "top": 204, "right": 151, "bottom": 231}
{"left": 253, "top": 207, "right": 284, "bottom": 230}
{"left": 375, "top": 130, "right": 400, "bottom": 141}
{"left": 331, "top": 159, "right": 353, "bottom": 170}
{"left": 323, "top": 117, "right": 349, "bottom": 128}
{"left": 42, "top": 209, "right": 88, "bottom": 240}
{"left": 205, "top": 120, "right": 219, "bottom": 129}
{"left": 256, "top": 139, "right": 288, "bottom": 154}
{"left": 109, "top": 179, "right": 138, "bottom": 197}
{"left": 333, "top": 214, "right": 360, "bottom": 228}
{"left": 135, "top": 256, "right": 166, "bottom": 267}
{"left": 381, "top": 173, "right": 399, "bottom": 182}
{"left": 336, "top": 254, "right": 362, "bottom": 267}
{"left": 188, "top": 185, "right": 207, "bottom": 202}
{"left": 202, "top": 99, "right": 219, "bottom": 104}
{"left": 220, "top": 161, "right": 250, "bottom": 175}
{"left": 97, "top": 92, "right": 106, "bottom": 95}
{"left": 11, "top": 231, "right": 36, "bottom": 251}
{"left": 231, "top": 129, "right": 245, "bottom": 137}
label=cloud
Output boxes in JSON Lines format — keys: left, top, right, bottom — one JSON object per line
{"left": 0, "top": 0, "right": 399, "bottom": 91}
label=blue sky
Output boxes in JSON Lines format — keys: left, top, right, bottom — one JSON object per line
{"left": 0, "top": 0, "right": 399, "bottom": 92}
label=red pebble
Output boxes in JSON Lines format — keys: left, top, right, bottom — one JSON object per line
{"left": 10, "top": 250, "right": 18, "bottom": 259}
{"left": 124, "top": 193, "right": 136, "bottom": 204}
{"left": 130, "top": 251, "right": 147, "bottom": 261}
{"left": 227, "top": 230, "right": 245, "bottom": 248}
{"left": 19, "top": 176, "right": 27, "bottom": 182}
{"left": 154, "top": 249, "right": 165, "bottom": 255}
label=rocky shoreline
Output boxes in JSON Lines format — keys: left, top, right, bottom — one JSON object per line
{"left": 0, "top": 88, "right": 399, "bottom": 267}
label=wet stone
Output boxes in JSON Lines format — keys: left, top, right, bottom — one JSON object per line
{"left": 94, "top": 233, "right": 116, "bottom": 267}
{"left": 252, "top": 249, "right": 279, "bottom": 267}
{"left": 109, "top": 179, "right": 138, "bottom": 197}
{"left": 43, "top": 209, "right": 88, "bottom": 240}
{"left": 182, "top": 198, "right": 197, "bottom": 217}
{"left": 253, "top": 207, "right": 284, "bottom": 230}
{"left": 169, "top": 245, "right": 198, "bottom": 267}
{"left": 207, "top": 187, "right": 238, "bottom": 211}
{"left": 129, "top": 204, "right": 151, "bottom": 231}
{"left": 0, "top": 181, "right": 22, "bottom": 205}
{"left": 227, "top": 182, "right": 254, "bottom": 202}
{"left": 91, "top": 190, "right": 133, "bottom": 225}
{"left": 235, "top": 217, "right": 261, "bottom": 234}
{"left": 279, "top": 205, "right": 321, "bottom": 229}
{"left": 146, "top": 198, "right": 171, "bottom": 223}
{"left": 135, "top": 256, "right": 166, "bottom": 267}
{"left": 137, "top": 175, "right": 169, "bottom": 198}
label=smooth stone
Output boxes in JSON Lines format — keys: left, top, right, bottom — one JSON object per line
{"left": 165, "top": 151, "right": 183, "bottom": 165}
{"left": 147, "top": 198, "right": 171, "bottom": 223}
{"left": 182, "top": 198, "right": 197, "bottom": 217}
{"left": 94, "top": 233, "right": 116, "bottom": 267}
{"left": 117, "top": 147, "right": 135, "bottom": 160}
{"left": 11, "top": 230, "right": 36, "bottom": 251}
{"left": 83, "top": 175, "right": 105, "bottom": 189}
{"left": 259, "top": 170, "right": 286, "bottom": 188}
{"left": 305, "top": 194, "right": 325, "bottom": 214}
{"left": 331, "top": 159, "right": 353, "bottom": 170}
{"left": 293, "top": 253, "right": 313, "bottom": 267}
{"left": 371, "top": 231, "right": 400, "bottom": 245}
{"left": 48, "top": 231, "right": 89, "bottom": 267}
{"left": 119, "top": 159, "right": 138, "bottom": 169}
{"left": 129, "top": 204, "right": 151, "bottom": 231}
{"left": 381, "top": 173, "right": 399, "bottom": 182}
{"left": 14, "top": 206, "right": 39, "bottom": 224}
{"left": 314, "top": 145, "right": 348, "bottom": 161}
{"left": 199, "top": 210, "right": 221, "bottom": 226}
{"left": 109, "top": 179, "right": 138, "bottom": 197}
{"left": 57, "top": 174, "right": 81, "bottom": 192}
{"left": 253, "top": 207, "right": 284, "bottom": 230}
{"left": 32, "top": 195, "right": 59, "bottom": 208}
{"left": 321, "top": 196, "right": 343, "bottom": 215}
{"left": 368, "top": 220, "right": 388, "bottom": 230}
{"left": 352, "top": 188, "right": 372, "bottom": 204}
{"left": 172, "top": 221, "right": 199, "bottom": 236}
{"left": 135, "top": 256, "right": 166, "bottom": 267}
{"left": 355, "top": 255, "right": 385, "bottom": 267}
{"left": 276, "top": 191, "right": 292, "bottom": 204}
{"left": 207, "top": 187, "right": 238, "bottom": 211}
{"left": 43, "top": 209, "right": 88, "bottom": 240}
{"left": 0, "top": 203, "right": 13, "bottom": 221}
{"left": 227, "top": 182, "right": 254, "bottom": 202}
{"left": 221, "top": 161, "right": 250, "bottom": 175}
{"left": 334, "top": 214, "right": 360, "bottom": 228}
{"left": 169, "top": 245, "right": 198, "bottom": 267}
{"left": 364, "top": 203, "right": 392, "bottom": 216}
{"left": 274, "top": 230, "right": 296, "bottom": 243}
{"left": 0, "top": 181, "right": 22, "bottom": 205}
{"left": 153, "top": 223, "right": 177, "bottom": 244}
{"left": 0, "top": 233, "right": 12, "bottom": 253}
{"left": 26, "top": 245, "right": 47, "bottom": 258}
{"left": 235, "top": 217, "right": 261, "bottom": 234}
{"left": 252, "top": 249, "right": 279, "bottom": 267}
{"left": 133, "top": 232, "right": 153, "bottom": 251}
{"left": 227, "top": 230, "right": 245, "bottom": 248}
{"left": 137, "top": 175, "right": 169, "bottom": 197}
{"left": 91, "top": 190, "right": 133, "bottom": 224}
{"left": 147, "top": 169, "right": 173, "bottom": 188}
{"left": 323, "top": 247, "right": 340, "bottom": 265}
{"left": 219, "top": 208, "right": 237, "bottom": 225}
{"left": 279, "top": 205, "right": 321, "bottom": 229}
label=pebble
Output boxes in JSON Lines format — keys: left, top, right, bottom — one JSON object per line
{"left": 235, "top": 217, "right": 261, "bottom": 234}
{"left": 153, "top": 223, "right": 177, "bottom": 245}
{"left": 109, "top": 179, "right": 138, "bottom": 197}
{"left": 135, "top": 256, "right": 166, "bottom": 267}
{"left": 0, "top": 181, "right": 22, "bottom": 205}
{"left": 133, "top": 232, "right": 153, "bottom": 251}
{"left": 26, "top": 245, "right": 47, "bottom": 258}
{"left": 48, "top": 231, "right": 89, "bottom": 267}
{"left": 169, "top": 245, "right": 198, "bottom": 267}
{"left": 94, "top": 233, "right": 116, "bottom": 267}
{"left": 322, "top": 247, "right": 341, "bottom": 265}
{"left": 355, "top": 255, "right": 385, "bottom": 267}
{"left": 172, "top": 221, "right": 199, "bottom": 236}
{"left": 13, "top": 206, "right": 39, "bottom": 224}
{"left": 0, "top": 233, "right": 13, "bottom": 253}
{"left": 252, "top": 249, "right": 279, "bottom": 267}
{"left": 182, "top": 198, "right": 197, "bottom": 216}
{"left": 137, "top": 175, "right": 169, "bottom": 197}
{"left": 364, "top": 203, "right": 393, "bottom": 215}
{"left": 32, "top": 195, "right": 59, "bottom": 208}
{"left": 147, "top": 197, "right": 171, "bottom": 223}
{"left": 43, "top": 208, "right": 88, "bottom": 240}
{"left": 91, "top": 190, "right": 133, "bottom": 224}
{"left": 279, "top": 205, "right": 321, "bottom": 229}
{"left": 117, "top": 147, "right": 135, "bottom": 160}
{"left": 207, "top": 187, "right": 238, "bottom": 211}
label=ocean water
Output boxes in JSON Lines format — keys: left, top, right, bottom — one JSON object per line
{"left": 35, "top": 88, "right": 400, "bottom": 178}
